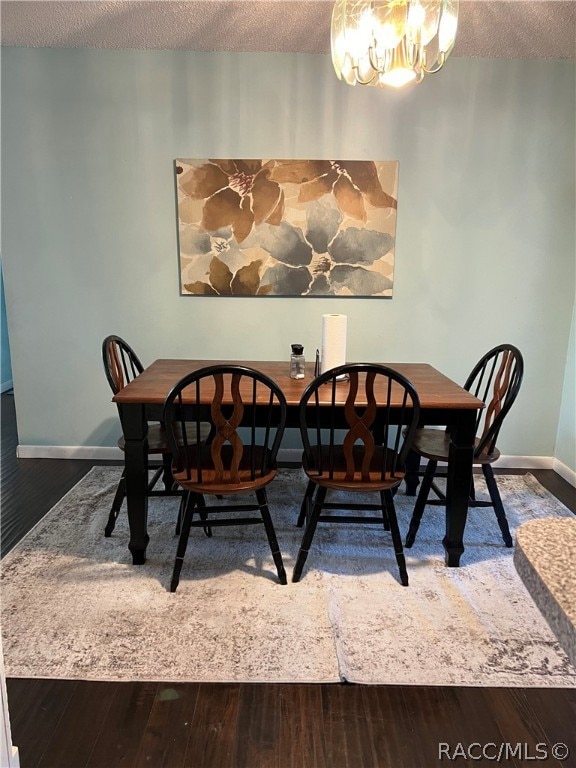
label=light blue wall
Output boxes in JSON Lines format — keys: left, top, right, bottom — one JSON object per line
{"left": 0, "top": 264, "right": 13, "bottom": 391}
{"left": 1, "top": 48, "right": 575, "bottom": 465}
{"left": 555, "top": 305, "right": 576, "bottom": 471}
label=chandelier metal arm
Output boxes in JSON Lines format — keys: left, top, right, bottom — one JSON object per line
{"left": 421, "top": 51, "right": 448, "bottom": 75}
{"left": 353, "top": 63, "right": 380, "bottom": 86}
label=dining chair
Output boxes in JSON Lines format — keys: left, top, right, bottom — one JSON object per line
{"left": 101, "top": 335, "right": 210, "bottom": 537}
{"left": 162, "top": 364, "right": 288, "bottom": 592}
{"left": 405, "top": 344, "right": 524, "bottom": 549}
{"left": 293, "top": 363, "right": 421, "bottom": 587}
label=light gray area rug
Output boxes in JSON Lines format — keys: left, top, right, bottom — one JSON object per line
{"left": 2, "top": 467, "right": 575, "bottom": 687}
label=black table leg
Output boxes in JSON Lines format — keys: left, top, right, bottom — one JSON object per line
{"left": 120, "top": 403, "right": 150, "bottom": 565}
{"left": 443, "top": 410, "right": 476, "bottom": 567}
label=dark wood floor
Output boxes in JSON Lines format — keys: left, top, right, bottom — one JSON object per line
{"left": 2, "top": 392, "right": 576, "bottom": 768}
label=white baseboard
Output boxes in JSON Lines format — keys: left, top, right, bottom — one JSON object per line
{"left": 1, "top": 379, "right": 13, "bottom": 393}
{"left": 552, "top": 458, "right": 576, "bottom": 487}
{"left": 278, "top": 448, "right": 303, "bottom": 463}
{"left": 276, "top": 451, "right": 576, "bottom": 490}
{"left": 16, "top": 445, "right": 123, "bottom": 460}
{"left": 13, "top": 445, "right": 576, "bottom": 488}
{"left": 271, "top": 450, "right": 568, "bottom": 479}
{"left": 277, "top": 450, "right": 558, "bottom": 469}
{"left": 488, "top": 457, "right": 575, "bottom": 487}
{"left": 18, "top": 445, "right": 302, "bottom": 462}
{"left": 18, "top": 446, "right": 305, "bottom": 462}
{"left": 493, "top": 455, "right": 554, "bottom": 470}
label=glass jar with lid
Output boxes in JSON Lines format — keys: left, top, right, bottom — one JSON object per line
{"left": 290, "top": 344, "right": 305, "bottom": 379}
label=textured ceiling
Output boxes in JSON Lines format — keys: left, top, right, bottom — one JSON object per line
{"left": 1, "top": 0, "right": 575, "bottom": 58}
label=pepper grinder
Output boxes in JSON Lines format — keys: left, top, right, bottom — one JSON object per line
{"left": 290, "top": 344, "right": 305, "bottom": 379}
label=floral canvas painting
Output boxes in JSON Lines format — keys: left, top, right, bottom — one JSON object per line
{"left": 175, "top": 159, "right": 399, "bottom": 297}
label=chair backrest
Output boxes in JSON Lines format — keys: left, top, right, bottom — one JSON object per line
{"left": 299, "top": 363, "right": 421, "bottom": 483}
{"left": 102, "top": 335, "right": 144, "bottom": 395}
{"left": 162, "top": 365, "right": 287, "bottom": 487}
{"left": 465, "top": 344, "right": 524, "bottom": 459}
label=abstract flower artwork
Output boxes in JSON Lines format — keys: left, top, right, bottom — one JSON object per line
{"left": 175, "top": 159, "right": 399, "bottom": 297}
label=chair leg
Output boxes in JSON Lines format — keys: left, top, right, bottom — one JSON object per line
{"left": 293, "top": 485, "right": 326, "bottom": 583}
{"left": 256, "top": 488, "right": 287, "bottom": 585}
{"left": 297, "top": 479, "right": 315, "bottom": 527}
{"left": 430, "top": 480, "right": 446, "bottom": 501}
{"left": 147, "top": 466, "right": 164, "bottom": 492}
{"left": 381, "top": 498, "right": 390, "bottom": 531}
{"left": 469, "top": 475, "right": 476, "bottom": 502}
{"left": 482, "top": 464, "right": 513, "bottom": 547}
{"left": 175, "top": 491, "right": 187, "bottom": 536}
{"left": 104, "top": 473, "right": 126, "bottom": 537}
{"left": 170, "top": 493, "right": 198, "bottom": 592}
{"left": 405, "top": 460, "right": 437, "bottom": 548}
{"left": 404, "top": 448, "right": 421, "bottom": 496}
{"left": 382, "top": 491, "right": 409, "bottom": 587}
{"left": 196, "top": 494, "right": 212, "bottom": 538}
{"left": 162, "top": 453, "right": 173, "bottom": 492}
{"left": 175, "top": 493, "right": 209, "bottom": 536}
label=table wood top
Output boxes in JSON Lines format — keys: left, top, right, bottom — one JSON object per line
{"left": 113, "top": 359, "right": 484, "bottom": 411}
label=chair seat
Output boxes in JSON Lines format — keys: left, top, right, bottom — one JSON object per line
{"left": 117, "top": 422, "right": 211, "bottom": 454}
{"left": 117, "top": 423, "right": 169, "bottom": 454}
{"left": 411, "top": 428, "right": 500, "bottom": 465}
{"left": 303, "top": 445, "right": 405, "bottom": 491}
{"left": 172, "top": 445, "right": 277, "bottom": 494}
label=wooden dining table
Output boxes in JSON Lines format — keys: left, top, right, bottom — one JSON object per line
{"left": 112, "top": 359, "right": 484, "bottom": 568}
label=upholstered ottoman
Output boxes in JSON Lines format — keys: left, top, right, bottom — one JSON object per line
{"left": 514, "top": 517, "right": 576, "bottom": 668}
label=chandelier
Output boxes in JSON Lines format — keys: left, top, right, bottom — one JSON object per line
{"left": 331, "top": 0, "right": 459, "bottom": 88}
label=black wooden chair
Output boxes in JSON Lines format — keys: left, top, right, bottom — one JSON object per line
{"left": 293, "top": 363, "right": 421, "bottom": 587}
{"left": 405, "top": 344, "right": 524, "bottom": 549}
{"left": 101, "top": 335, "right": 209, "bottom": 537}
{"left": 162, "top": 365, "right": 288, "bottom": 592}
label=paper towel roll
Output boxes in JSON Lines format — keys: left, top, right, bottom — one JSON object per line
{"left": 321, "top": 314, "right": 347, "bottom": 374}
